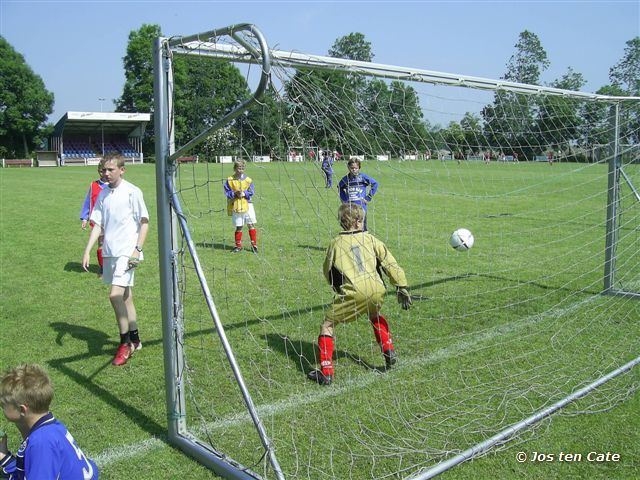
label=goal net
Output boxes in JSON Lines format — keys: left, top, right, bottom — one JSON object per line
{"left": 153, "top": 25, "right": 640, "bottom": 480}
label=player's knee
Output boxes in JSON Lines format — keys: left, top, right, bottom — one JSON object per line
{"left": 109, "top": 290, "right": 125, "bottom": 305}
{"left": 320, "top": 319, "right": 335, "bottom": 337}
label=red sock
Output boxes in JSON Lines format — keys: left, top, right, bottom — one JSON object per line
{"left": 249, "top": 228, "right": 257, "bottom": 246}
{"left": 318, "top": 335, "right": 334, "bottom": 376}
{"left": 235, "top": 231, "right": 242, "bottom": 247}
{"left": 370, "top": 315, "right": 394, "bottom": 352}
{"left": 96, "top": 247, "right": 103, "bottom": 268}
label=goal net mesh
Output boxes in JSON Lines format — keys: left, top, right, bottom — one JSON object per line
{"left": 166, "top": 38, "right": 640, "bottom": 479}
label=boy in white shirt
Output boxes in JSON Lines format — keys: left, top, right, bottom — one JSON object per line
{"left": 82, "top": 154, "right": 149, "bottom": 366}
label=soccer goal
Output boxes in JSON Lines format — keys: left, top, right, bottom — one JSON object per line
{"left": 153, "top": 24, "right": 640, "bottom": 480}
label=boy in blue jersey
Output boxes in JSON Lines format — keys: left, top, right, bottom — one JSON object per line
{"left": 338, "top": 158, "right": 378, "bottom": 230}
{"left": 0, "top": 364, "right": 98, "bottom": 479}
{"left": 321, "top": 152, "right": 334, "bottom": 188}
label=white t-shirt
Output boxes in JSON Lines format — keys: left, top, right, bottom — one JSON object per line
{"left": 90, "top": 179, "right": 149, "bottom": 258}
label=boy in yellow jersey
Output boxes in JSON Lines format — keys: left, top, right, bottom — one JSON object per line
{"left": 308, "top": 204, "right": 412, "bottom": 385}
{"left": 223, "top": 159, "right": 258, "bottom": 253}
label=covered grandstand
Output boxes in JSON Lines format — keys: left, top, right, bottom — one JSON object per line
{"left": 51, "top": 112, "right": 150, "bottom": 165}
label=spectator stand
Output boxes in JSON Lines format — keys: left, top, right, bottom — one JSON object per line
{"left": 51, "top": 112, "right": 150, "bottom": 166}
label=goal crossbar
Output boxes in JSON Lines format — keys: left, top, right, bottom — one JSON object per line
{"left": 170, "top": 41, "right": 640, "bottom": 102}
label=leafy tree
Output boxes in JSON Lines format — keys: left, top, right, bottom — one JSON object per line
{"left": 483, "top": 30, "right": 550, "bottom": 159}
{"left": 116, "top": 24, "right": 162, "bottom": 114}
{"left": 535, "top": 67, "right": 586, "bottom": 151}
{"left": 442, "top": 121, "right": 465, "bottom": 157}
{"left": 460, "top": 112, "right": 485, "bottom": 154}
{"left": 0, "top": 36, "right": 54, "bottom": 158}
{"left": 608, "top": 37, "right": 640, "bottom": 143}
{"left": 174, "top": 54, "right": 250, "bottom": 148}
{"left": 578, "top": 84, "right": 626, "bottom": 154}
{"left": 284, "top": 66, "right": 358, "bottom": 153}
{"left": 328, "top": 32, "right": 373, "bottom": 62}
{"left": 441, "top": 114, "right": 484, "bottom": 159}
{"left": 286, "top": 32, "right": 428, "bottom": 156}
{"left": 202, "top": 126, "right": 237, "bottom": 158}
{"left": 239, "top": 86, "right": 289, "bottom": 156}
{"left": 116, "top": 24, "right": 252, "bottom": 157}
{"left": 115, "top": 24, "right": 162, "bottom": 154}
{"left": 609, "top": 37, "right": 640, "bottom": 96}
{"left": 503, "top": 30, "right": 550, "bottom": 84}
{"left": 386, "top": 81, "right": 429, "bottom": 154}
{"left": 328, "top": 33, "right": 374, "bottom": 152}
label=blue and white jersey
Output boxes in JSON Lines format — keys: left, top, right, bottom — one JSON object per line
{"left": 0, "top": 413, "right": 98, "bottom": 480}
{"left": 321, "top": 156, "right": 334, "bottom": 173}
{"left": 338, "top": 173, "right": 379, "bottom": 206}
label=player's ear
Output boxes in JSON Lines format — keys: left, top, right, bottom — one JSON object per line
{"left": 18, "top": 404, "right": 28, "bottom": 416}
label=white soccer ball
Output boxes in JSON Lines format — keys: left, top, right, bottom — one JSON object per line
{"left": 450, "top": 228, "right": 474, "bottom": 251}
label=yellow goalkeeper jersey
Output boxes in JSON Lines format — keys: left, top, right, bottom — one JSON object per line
{"left": 225, "top": 175, "right": 253, "bottom": 215}
{"left": 323, "top": 230, "right": 407, "bottom": 297}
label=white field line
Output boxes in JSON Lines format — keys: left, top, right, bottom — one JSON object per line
{"left": 93, "top": 295, "right": 597, "bottom": 468}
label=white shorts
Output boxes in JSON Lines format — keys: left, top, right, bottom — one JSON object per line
{"left": 103, "top": 256, "right": 136, "bottom": 287}
{"left": 232, "top": 203, "right": 257, "bottom": 227}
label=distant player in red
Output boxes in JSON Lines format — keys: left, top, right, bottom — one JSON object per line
{"left": 79, "top": 159, "right": 108, "bottom": 275}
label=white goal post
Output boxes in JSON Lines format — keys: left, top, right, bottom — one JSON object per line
{"left": 154, "top": 23, "right": 640, "bottom": 480}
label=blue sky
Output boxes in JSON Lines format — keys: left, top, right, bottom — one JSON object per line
{"left": 1, "top": 0, "right": 639, "bottom": 125}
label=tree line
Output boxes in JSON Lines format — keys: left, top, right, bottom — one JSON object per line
{"left": 1, "top": 29, "right": 638, "bottom": 160}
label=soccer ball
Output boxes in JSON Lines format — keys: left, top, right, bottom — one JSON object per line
{"left": 450, "top": 228, "right": 474, "bottom": 251}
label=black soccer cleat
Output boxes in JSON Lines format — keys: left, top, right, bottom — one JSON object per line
{"left": 231, "top": 247, "right": 242, "bottom": 253}
{"left": 383, "top": 349, "right": 398, "bottom": 369}
{"left": 307, "top": 369, "right": 332, "bottom": 386}
{"left": 250, "top": 244, "right": 258, "bottom": 254}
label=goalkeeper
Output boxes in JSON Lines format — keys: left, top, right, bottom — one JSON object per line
{"left": 308, "top": 204, "right": 412, "bottom": 386}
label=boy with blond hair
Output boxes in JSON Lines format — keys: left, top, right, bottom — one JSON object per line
{"left": 223, "top": 159, "right": 258, "bottom": 253}
{"left": 82, "top": 154, "right": 149, "bottom": 366}
{"left": 0, "top": 364, "right": 98, "bottom": 479}
{"left": 308, "top": 204, "right": 412, "bottom": 385}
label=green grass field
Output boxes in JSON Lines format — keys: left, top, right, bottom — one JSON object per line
{"left": 0, "top": 160, "right": 638, "bottom": 480}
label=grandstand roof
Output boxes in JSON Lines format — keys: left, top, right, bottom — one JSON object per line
{"left": 53, "top": 112, "right": 151, "bottom": 137}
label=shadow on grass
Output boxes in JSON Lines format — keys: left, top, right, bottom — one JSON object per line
{"left": 51, "top": 322, "right": 111, "bottom": 356}
{"left": 409, "top": 272, "right": 599, "bottom": 297}
{"left": 196, "top": 241, "right": 229, "bottom": 251}
{"left": 64, "top": 261, "right": 100, "bottom": 275}
{"left": 296, "top": 244, "right": 326, "bottom": 252}
{"left": 264, "top": 333, "right": 385, "bottom": 375}
{"left": 46, "top": 323, "right": 213, "bottom": 441}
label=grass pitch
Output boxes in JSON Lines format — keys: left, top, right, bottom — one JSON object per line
{"left": 0, "top": 160, "right": 638, "bottom": 480}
